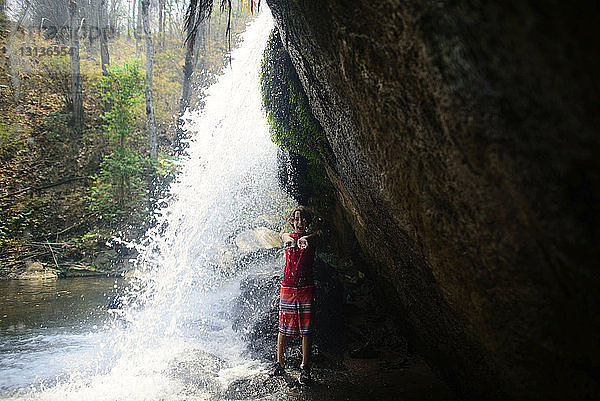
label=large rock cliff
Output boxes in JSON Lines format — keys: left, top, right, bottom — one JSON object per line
{"left": 264, "top": 1, "right": 600, "bottom": 400}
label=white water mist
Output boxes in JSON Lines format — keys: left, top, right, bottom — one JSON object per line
{"left": 3, "top": 8, "right": 293, "bottom": 401}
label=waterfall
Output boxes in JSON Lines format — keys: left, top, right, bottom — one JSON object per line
{"left": 3, "top": 8, "right": 294, "bottom": 400}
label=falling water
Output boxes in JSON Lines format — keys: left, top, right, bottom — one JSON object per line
{"left": 1, "top": 8, "right": 295, "bottom": 400}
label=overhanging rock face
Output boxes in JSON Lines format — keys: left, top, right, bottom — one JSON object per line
{"left": 264, "top": 1, "right": 600, "bottom": 400}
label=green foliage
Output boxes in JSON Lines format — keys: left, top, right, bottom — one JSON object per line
{"left": 260, "top": 31, "right": 327, "bottom": 164}
{"left": 0, "top": 123, "right": 27, "bottom": 162}
{"left": 97, "top": 61, "right": 146, "bottom": 140}
{"left": 89, "top": 61, "right": 149, "bottom": 225}
{"left": 0, "top": 198, "right": 45, "bottom": 244}
{"left": 72, "top": 231, "right": 107, "bottom": 253}
{"left": 154, "top": 154, "right": 179, "bottom": 181}
{"left": 43, "top": 112, "right": 72, "bottom": 142}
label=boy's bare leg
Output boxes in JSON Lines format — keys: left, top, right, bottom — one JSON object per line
{"left": 277, "top": 333, "right": 288, "bottom": 365}
{"left": 301, "top": 335, "right": 312, "bottom": 366}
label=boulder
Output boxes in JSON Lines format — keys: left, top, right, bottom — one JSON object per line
{"left": 232, "top": 254, "right": 345, "bottom": 360}
{"left": 234, "top": 227, "right": 282, "bottom": 253}
{"left": 265, "top": 1, "right": 600, "bottom": 400}
{"left": 12, "top": 261, "right": 57, "bottom": 280}
{"left": 223, "top": 375, "right": 281, "bottom": 400}
{"left": 231, "top": 271, "right": 281, "bottom": 359}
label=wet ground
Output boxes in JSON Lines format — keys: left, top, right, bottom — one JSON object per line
{"left": 224, "top": 352, "right": 456, "bottom": 401}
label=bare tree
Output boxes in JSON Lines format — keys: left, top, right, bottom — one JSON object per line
{"left": 130, "top": 0, "right": 137, "bottom": 38}
{"left": 136, "top": 0, "right": 142, "bottom": 56}
{"left": 82, "top": 0, "right": 101, "bottom": 48}
{"left": 99, "top": 0, "right": 110, "bottom": 76}
{"left": 141, "top": 0, "right": 157, "bottom": 161}
{"left": 173, "top": 0, "right": 211, "bottom": 153}
{"left": 29, "top": 0, "right": 68, "bottom": 38}
{"left": 0, "top": 0, "right": 6, "bottom": 30}
{"left": 68, "top": 0, "right": 83, "bottom": 130}
{"left": 126, "top": 0, "right": 131, "bottom": 36}
{"left": 174, "top": 14, "right": 205, "bottom": 153}
{"left": 109, "top": 0, "right": 118, "bottom": 34}
{"left": 4, "top": 0, "right": 32, "bottom": 102}
{"left": 158, "top": 0, "right": 164, "bottom": 47}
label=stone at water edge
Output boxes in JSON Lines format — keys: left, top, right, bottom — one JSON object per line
{"left": 11, "top": 261, "right": 58, "bottom": 280}
{"left": 63, "top": 265, "right": 111, "bottom": 277}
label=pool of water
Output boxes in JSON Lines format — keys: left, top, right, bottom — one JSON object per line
{"left": 0, "top": 277, "right": 121, "bottom": 394}
{"left": 0, "top": 270, "right": 273, "bottom": 401}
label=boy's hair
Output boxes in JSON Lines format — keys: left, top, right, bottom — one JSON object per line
{"left": 288, "top": 205, "right": 313, "bottom": 227}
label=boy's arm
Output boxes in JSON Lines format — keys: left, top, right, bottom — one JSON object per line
{"left": 297, "top": 232, "right": 318, "bottom": 249}
{"left": 281, "top": 232, "right": 294, "bottom": 249}
{"left": 301, "top": 232, "right": 318, "bottom": 241}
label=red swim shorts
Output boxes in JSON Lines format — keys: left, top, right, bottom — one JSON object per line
{"left": 278, "top": 285, "right": 314, "bottom": 337}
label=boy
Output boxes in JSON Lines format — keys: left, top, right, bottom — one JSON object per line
{"left": 272, "top": 205, "right": 317, "bottom": 385}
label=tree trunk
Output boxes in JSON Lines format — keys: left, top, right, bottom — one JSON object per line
{"left": 174, "top": 40, "right": 195, "bottom": 153}
{"left": 135, "top": 0, "right": 142, "bottom": 56}
{"left": 130, "top": 0, "right": 136, "bottom": 38}
{"left": 174, "top": 6, "right": 204, "bottom": 154}
{"left": 86, "top": 0, "right": 100, "bottom": 47}
{"left": 109, "top": 0, "right": 118, "bottom": 35}
{"left": 127, "top": 0, "right": 131, "bottom": 37}
{"left": 141, "top": 0, "right": 157, "bottom": 161}
{"left": 158, "top": 0, "right": 164, "bottom": 48}
{"left": 99, "top": 0, "right": 110, "bottom": 76}
{"left": 5, "top": 0, "right": 30, "bottom": 102}
{"left": 0, "top": 0, "right": 6, "bottom": 32}
{"left": 165, "top": 0, "right": 173, "bottom": 40}
{"left": 196, "top": 21, "right": 206, "bottom": 74}
{"left": 68, "top": 0, "right": 83, "bottom": 131}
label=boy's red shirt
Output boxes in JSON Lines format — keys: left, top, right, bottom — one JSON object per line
{"left": 282, "top": 232, "right": 315, "bottom": 287}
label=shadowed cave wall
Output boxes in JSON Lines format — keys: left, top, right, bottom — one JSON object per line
{"left": 263, "top": 1, "right": 600, "bottom": 400}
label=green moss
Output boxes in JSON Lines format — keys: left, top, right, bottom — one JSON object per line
{"left": 260, "top": 30, "right": 327, "bottom": 164}
{"left": 260, "top": 30, "right": 337, "bottom": 214}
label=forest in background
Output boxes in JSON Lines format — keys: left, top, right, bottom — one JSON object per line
{"left": 0, "top": 0, "right": 258, "bottom": 276}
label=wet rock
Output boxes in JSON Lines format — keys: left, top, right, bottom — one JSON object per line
{"left": 64, "top": 265, "right": 111, "bottom": 277}
{"left": 214, "top": 244, "right": 239, "bottom": 272}
{"left": 312, "top": 256, "right": 346, "bottom": 353}
{"left": 232, "top": 272, "right": 281, "bottom": 359}
{"left": 11, "top": 261, "right": 57, "bottom": 280}
{"left": 223, "top": 375, "right": 280, "bottom": 400}
{"left": 266, "top": 1, "right": 600, "bottom": 400}
{"left": 349, "top": 343, "right": 377, "bottom": 359}
{"left": 232, "top": 254, "right": 346, "bottom": 360}
{"left": 234, "top": 227, "right": 281, "bottom": 253}
{"left": 168, "top": 349, "right": 225, "bottom": 394}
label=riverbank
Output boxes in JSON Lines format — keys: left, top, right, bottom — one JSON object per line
{"left": 2, "top": 261, "right": 121, "bottom": 280}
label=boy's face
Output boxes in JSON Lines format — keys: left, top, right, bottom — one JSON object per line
{"left": 292, "top": 211, "right": 307, "bottom": 233}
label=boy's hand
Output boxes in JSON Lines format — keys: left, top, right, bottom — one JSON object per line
{"left": 298, "top": 237, "right": 308, "bottom": 249}
{"left": 284, "top": 237, "right": 295, "bottom": 249}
